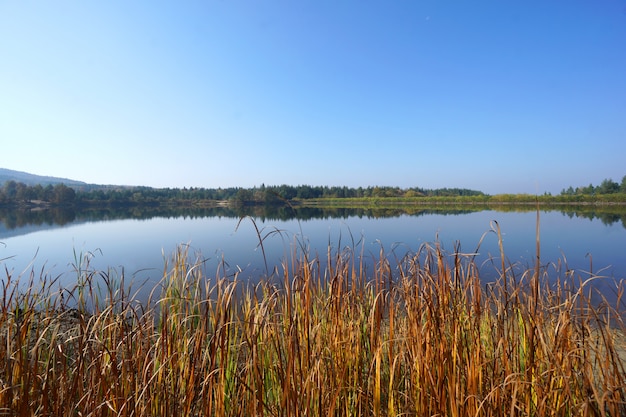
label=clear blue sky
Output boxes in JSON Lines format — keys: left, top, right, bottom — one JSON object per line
{"left": 1, "top": 1, "right": 625, "bottom": 195}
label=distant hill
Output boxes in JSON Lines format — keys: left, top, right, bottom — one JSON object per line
{"left": 0, "top": 168, "right": 87, "bottom": 188}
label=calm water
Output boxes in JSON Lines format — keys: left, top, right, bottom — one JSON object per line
{"left": 1, "top": 206, "right": 625, "bottom": 303}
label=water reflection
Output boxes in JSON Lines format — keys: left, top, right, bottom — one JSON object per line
{"left": 1, "top": 205, "right": 625, "bottom": 309}
{"left": 0, "top": 207, "right": 78, "bottom": 230}
{"left": 559, "top": 208, "right": 626, "bottom": 228}
{"left": 1, "top": 204, "right": 626, "bottom": 237}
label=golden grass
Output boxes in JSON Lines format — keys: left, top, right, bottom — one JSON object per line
{"left": 1, "top": 237, "right": 625, "bottom": 416}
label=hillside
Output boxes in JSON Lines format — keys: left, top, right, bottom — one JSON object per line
{"left": 0, "top": 168, "right": 87, "bottom": 187}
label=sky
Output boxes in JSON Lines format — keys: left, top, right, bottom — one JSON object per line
{"left": 1, "top": 1, "right": 625, "bottom": 195}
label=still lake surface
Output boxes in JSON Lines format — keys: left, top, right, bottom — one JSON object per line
{"left": 1, "top": 205, "right": 625, "bottom": 303}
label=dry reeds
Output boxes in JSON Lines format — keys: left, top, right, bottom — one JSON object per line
{"left": 1, "top": 235, "right": 625, "bottom": 416}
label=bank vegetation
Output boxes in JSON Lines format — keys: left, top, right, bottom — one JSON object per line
{"left": 1, "top": 175, "right": 625, "bottom": 209}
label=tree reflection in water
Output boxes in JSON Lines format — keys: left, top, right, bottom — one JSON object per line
{"left": 1, "top": 204, "right": 626, "bottom": 235}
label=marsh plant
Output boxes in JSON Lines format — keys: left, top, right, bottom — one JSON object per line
{"left": 1, "top": 226, "right": 625, "bottom": 416}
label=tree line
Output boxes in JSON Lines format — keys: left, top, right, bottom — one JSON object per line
{"left": 0, "top": 180, "right": 484, "bottom": 207}
{"left": 0, "top": 181, "right": 76, "bottom": 205}
{"left": 3, "top": 177, "right": 625, "bottom": 209}
{"left": 560, "top": 176, "right": 626, "bottom": 196}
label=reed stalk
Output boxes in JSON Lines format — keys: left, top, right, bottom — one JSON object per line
{"left": 1, "top": 231, "right": 625, "bottom": 416}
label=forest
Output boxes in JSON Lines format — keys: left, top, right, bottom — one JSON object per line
{"left": 0, "top": 175, "right": 625, "bottom": 208}
{"left": 0, "top": 181, "right": 484, "bottom": 207}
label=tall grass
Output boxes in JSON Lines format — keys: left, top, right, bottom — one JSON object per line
{"left": 1, "top": 232, "right": 625, "bottom": 416}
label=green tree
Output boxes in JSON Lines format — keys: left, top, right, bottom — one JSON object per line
{"left": 598, "top": 178, "right": 619, "bottom": 194}
{"left": 296, "top": 185, "right": 315, "bottom": 199}
{"left": 3, "top": 180, "right": 17, "bottom": 200}
{"left": 579, "top": 184, "right": 595, "bottom": 195}
{"left": 42, "top": 185, "right": 54, "bottom": 201}
{"left": 15, "top": 182, "right": 30, "bottom": 202}
{"left": 233, "top": 188, "right": 253, "bottom": 205}
{"left": 32, "top": 184, "right": 44, "bottom": 200}
{"left": 52, "top": 184, "right": 76, "bottom": 204}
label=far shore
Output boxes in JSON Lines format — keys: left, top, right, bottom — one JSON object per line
{"left": 3, "top": 193, "right": 626, "bottom": 211}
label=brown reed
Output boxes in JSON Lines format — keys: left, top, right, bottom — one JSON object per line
{"left": 0, "top": 234, "right": 625, "bottom": 416}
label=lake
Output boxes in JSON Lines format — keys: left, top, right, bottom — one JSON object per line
{"left": 1, "top": 205, "right": 625, "bottom": 304}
